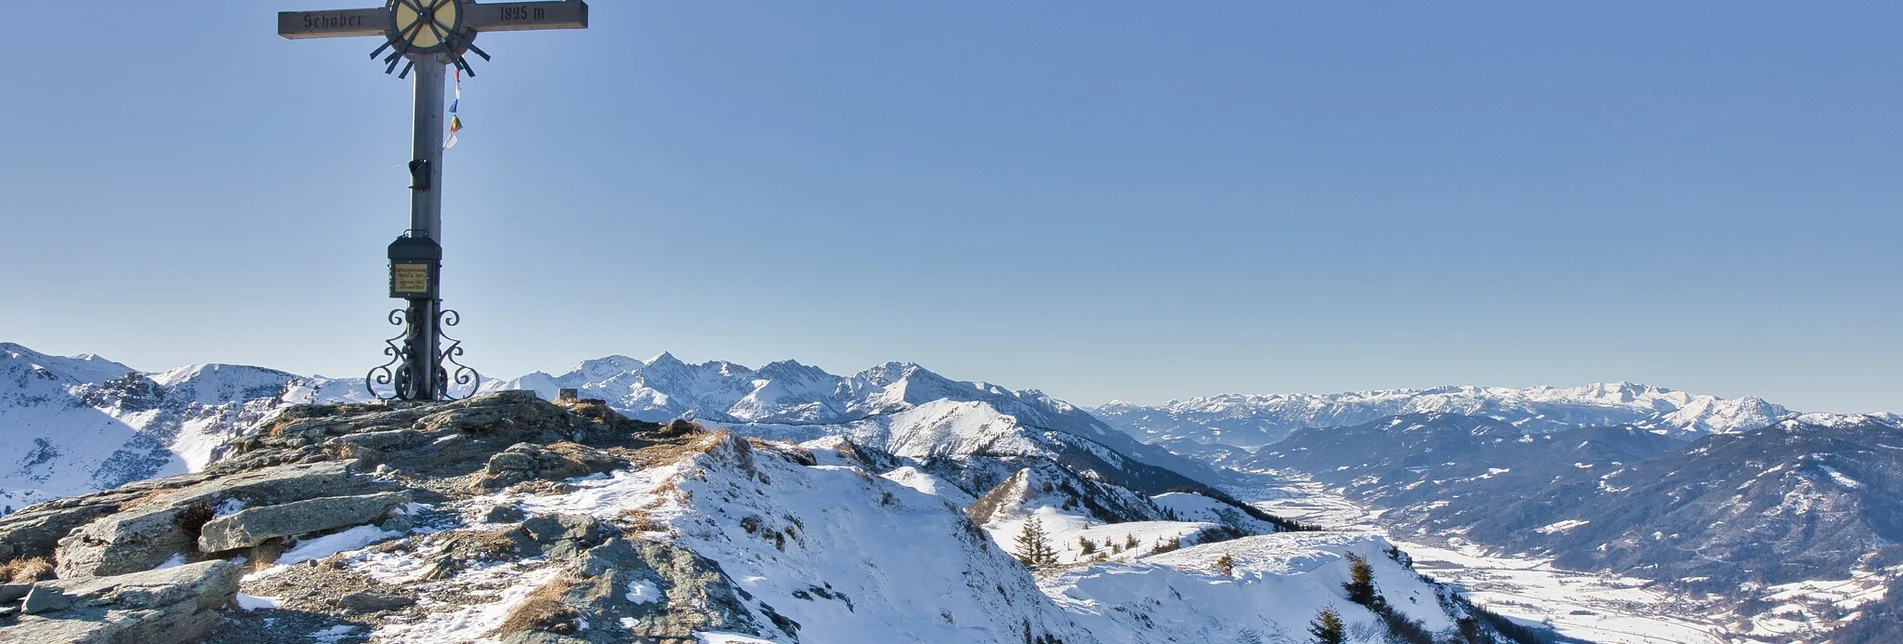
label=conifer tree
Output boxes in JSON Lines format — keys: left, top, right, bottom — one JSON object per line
{"left": 1308, "top": 607, "right": 1345, "bottom": 644}
{"left": 1215, "top": 552, "right": 1235, "bottom": 577}
{"left": 1014, "top": 517, "right": 1056, "bottom": 567}
{"left": 1343, "top": 552, "right": 1379, "bottom": 607}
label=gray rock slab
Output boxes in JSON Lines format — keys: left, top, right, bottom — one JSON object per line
{"left": 198, "top": 491, "right": 410, "bottom": 552}
{"left": 522, "top": 513, "right": 604, "bottom": 560}
{"left": 3, "top": 560, "right": 241, "bottom": 644}
{"left": 55, "top": 460, "right": 388, "bottom": 578}
{"left": 339, "top": 590, "right": 416, "bottom": 611}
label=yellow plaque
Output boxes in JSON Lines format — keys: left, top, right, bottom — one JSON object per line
{"left": 393, "top": 263, "right": 432, "bottom": 294}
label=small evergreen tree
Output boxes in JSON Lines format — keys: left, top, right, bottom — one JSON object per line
{"left": 1215, "top": 553, "right": 1235, "bottom": 577}
{"left": 1124, "top": 533, "right": 1138, "bottom": 549}
{"left": 1309, "top": 607, "right": 1345, "bottom": 644}
{"left": 1014, "top": 518, "right": 1056, "bottom": 567}
{"left": 1343, "top": 552, "right": 1379, "bottom": 607}
{"left": 1078, "top": 536, "right": 1097, "bottom": 555}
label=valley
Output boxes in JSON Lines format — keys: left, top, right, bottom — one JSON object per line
{"left": 1237, "top": 472, "right": 1729, "bottom": 644}
{"left": 1236, "top": 469, "right": 1896, "bottom": 644}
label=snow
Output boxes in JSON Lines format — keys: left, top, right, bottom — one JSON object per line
{"left": 695, "top": 633, "right": 781, "bottom": 644}
{"left": 1786, "top": 412, "right": 1901, "bottom": 430}
{"left": 309, "top": 625, "right": 362, "bottom": 644}
{"left": 878, "top": 466, "right": 977, "bottom": 506}
{"left": 1153, "top": 492, "right": 1239, "bottom": 522}
{"left": 1045, "top": 533, "right": 1455, "bottom": 642}
{"left": 234, "top": 593, "right": 281, "bottom": 611}
{"left": 0, "top": 343, "right": 367, "bottom": 500}
{"left": 1239, "top": 471, "right": 1757, "bottom": 644}
{"left": 213, "top": 497, "right": 247, "bottom": 517}
{"left": 374, "top": 564, "right": 564, "bottom": 643}
{"left": 492, "top": 434, "right": 1092, "bottom": 642}
{"left": 152, "top": 554, "right": 188, "bottom": 570}
{"left": 1535, "top": 519, "right": 1590, "bottom": 535}
{"left": 11, "top": 341, "right": 1886, "bottom": 643}
{"left": 1817, "top": 464, "right": 1863, "bottom": 489}
{"left": 1098, "top": 381, "right": 1798, "bottom": 448}
{"left": 625, "top": 579, "right": 661, "bottom": 604}
{"left": 275, "top": 524, "right": 404, "bottom": 567}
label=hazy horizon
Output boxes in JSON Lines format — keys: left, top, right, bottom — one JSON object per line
{"left": 5, "top": 2, "right": 1898, "bottom": 414}
{"left": 3, "top": 338, "right": 1887, "bottom": 415}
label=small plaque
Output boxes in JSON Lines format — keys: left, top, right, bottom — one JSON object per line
{"left": 393, "top": 263, "right": 432, "bottom": 294}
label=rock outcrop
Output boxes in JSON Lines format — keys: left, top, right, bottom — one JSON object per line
{"left": 50, "top": 460, "right": 385, "bottom": 578}
{"left": 0, "top": 391, "right": 749, "bottom": 643}
{"left": 197, "top": 490, "right": 410, "bottom": 552}
{"left": 3, "top": 559, "right": 241, "bottom": 643}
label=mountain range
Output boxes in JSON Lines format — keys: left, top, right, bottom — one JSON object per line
{"left": 6, "top": 340, "right": 1901, "bottom": 641}
{"left": 1094, "top": 382, "right": 1797, "bottom": 453}
{"left": 0, "top": 344, "right": 1539, "bottom": 643}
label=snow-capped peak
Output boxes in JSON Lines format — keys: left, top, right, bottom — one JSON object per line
{"left": 1095, "top": 382, "right": 1802, "bottom": 449}
{"left": 1, "top": 342, "right": 138, "bottom": 386}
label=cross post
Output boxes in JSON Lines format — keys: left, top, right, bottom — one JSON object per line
{"left": 278, "top": 0, "right": 588, "bottom": 401}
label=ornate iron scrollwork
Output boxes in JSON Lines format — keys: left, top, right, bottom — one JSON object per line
{"left": 366, "top": 309, "right": 414, "bottom": 401}
{"left": 437, "top": 308, "right": 480, "bottom": 400}
{"left": 366, "top": 306, "right": 478, "bottom": 401}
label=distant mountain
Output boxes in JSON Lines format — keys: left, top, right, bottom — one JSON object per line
{"left": 1, "top": 345, "right": 1224, "bottom": 509}
{"left": 1247, "top": 411, "right": 1903, "bottom": 640}
{"left": 0, "top": 343, "right": 365, "bottom": 505}
{"left": 1097, "top": 382, "right": 1795, "bottom": 449}
{"left": 492, "top": 353, "right": 1229, "bottom": 489}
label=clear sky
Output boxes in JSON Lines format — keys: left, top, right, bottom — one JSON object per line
{"left": 3, "top": 2, "right": 1898, "bottom": 413}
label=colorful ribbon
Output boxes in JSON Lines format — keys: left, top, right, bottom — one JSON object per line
{"left": 444, "top": 69, "right": 464, "bottom": 149}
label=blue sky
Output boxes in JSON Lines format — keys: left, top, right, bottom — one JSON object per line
{"left": 3, "top": 2, "right": 1899, "bottom": 412}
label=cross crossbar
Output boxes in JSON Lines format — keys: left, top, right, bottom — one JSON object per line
{"left": 278, "top": 1, "right": 588, "bottom": 40}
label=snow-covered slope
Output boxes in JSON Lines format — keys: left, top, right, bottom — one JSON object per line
{"left": 1048, "top": 533, "right": 1470, "bottom": 643}
{"left": 1097, "top": 382, "right": 1795, "bottom": 449}
{"left": 493, "top": 354, "right": 1228, "bottom": 487}
{"left": 193, "top": 394, "right": 1532, "bottom": 643}
{"left": 0, "top": 343, "right": 366, "bottom": 504}
{"left": 2, "top": 345, "right": 1221, "bottom": 508}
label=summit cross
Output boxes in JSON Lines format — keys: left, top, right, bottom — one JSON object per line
{"left": 277, "top": 1, "right": 589, "bottom": 401}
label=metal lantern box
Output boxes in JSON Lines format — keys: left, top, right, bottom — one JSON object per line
{"left": 387, "top": 234, "right": 443, "bottom": 299}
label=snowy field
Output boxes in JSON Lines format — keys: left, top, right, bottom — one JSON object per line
{"left": 1235, "top": 473, "right": 1737, "bottom": 644}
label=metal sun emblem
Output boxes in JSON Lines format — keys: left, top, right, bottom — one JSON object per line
{"left": 370, "top": 0, "right": 490, "bottom": 78}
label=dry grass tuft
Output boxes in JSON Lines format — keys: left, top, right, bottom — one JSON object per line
{"left": 0, "top": 556, "right": 55, "bottom": 583}
{"left": 621, "top": 509, "right": 667, "bottom": 534}
{"left": 492, "top": 576, "right": 580, "bottom": 637}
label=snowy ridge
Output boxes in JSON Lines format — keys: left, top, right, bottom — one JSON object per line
{"left": 0, "top": 343, "right": 367, "bottom": 504}
{"left": 493, "top": 353, "right": 1106, "bottom": 435}
{"left": 300, "top": 420, "right": 1523, "bottom": 643}
{"left": 489, "top": 353, "right": 1224, "bottom": 487}
{"left": 0, "top": 344, "right": 1219, "bottom": 509}
{"left": 1097, "top": 381, "right": 1798, "bottom": 449}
